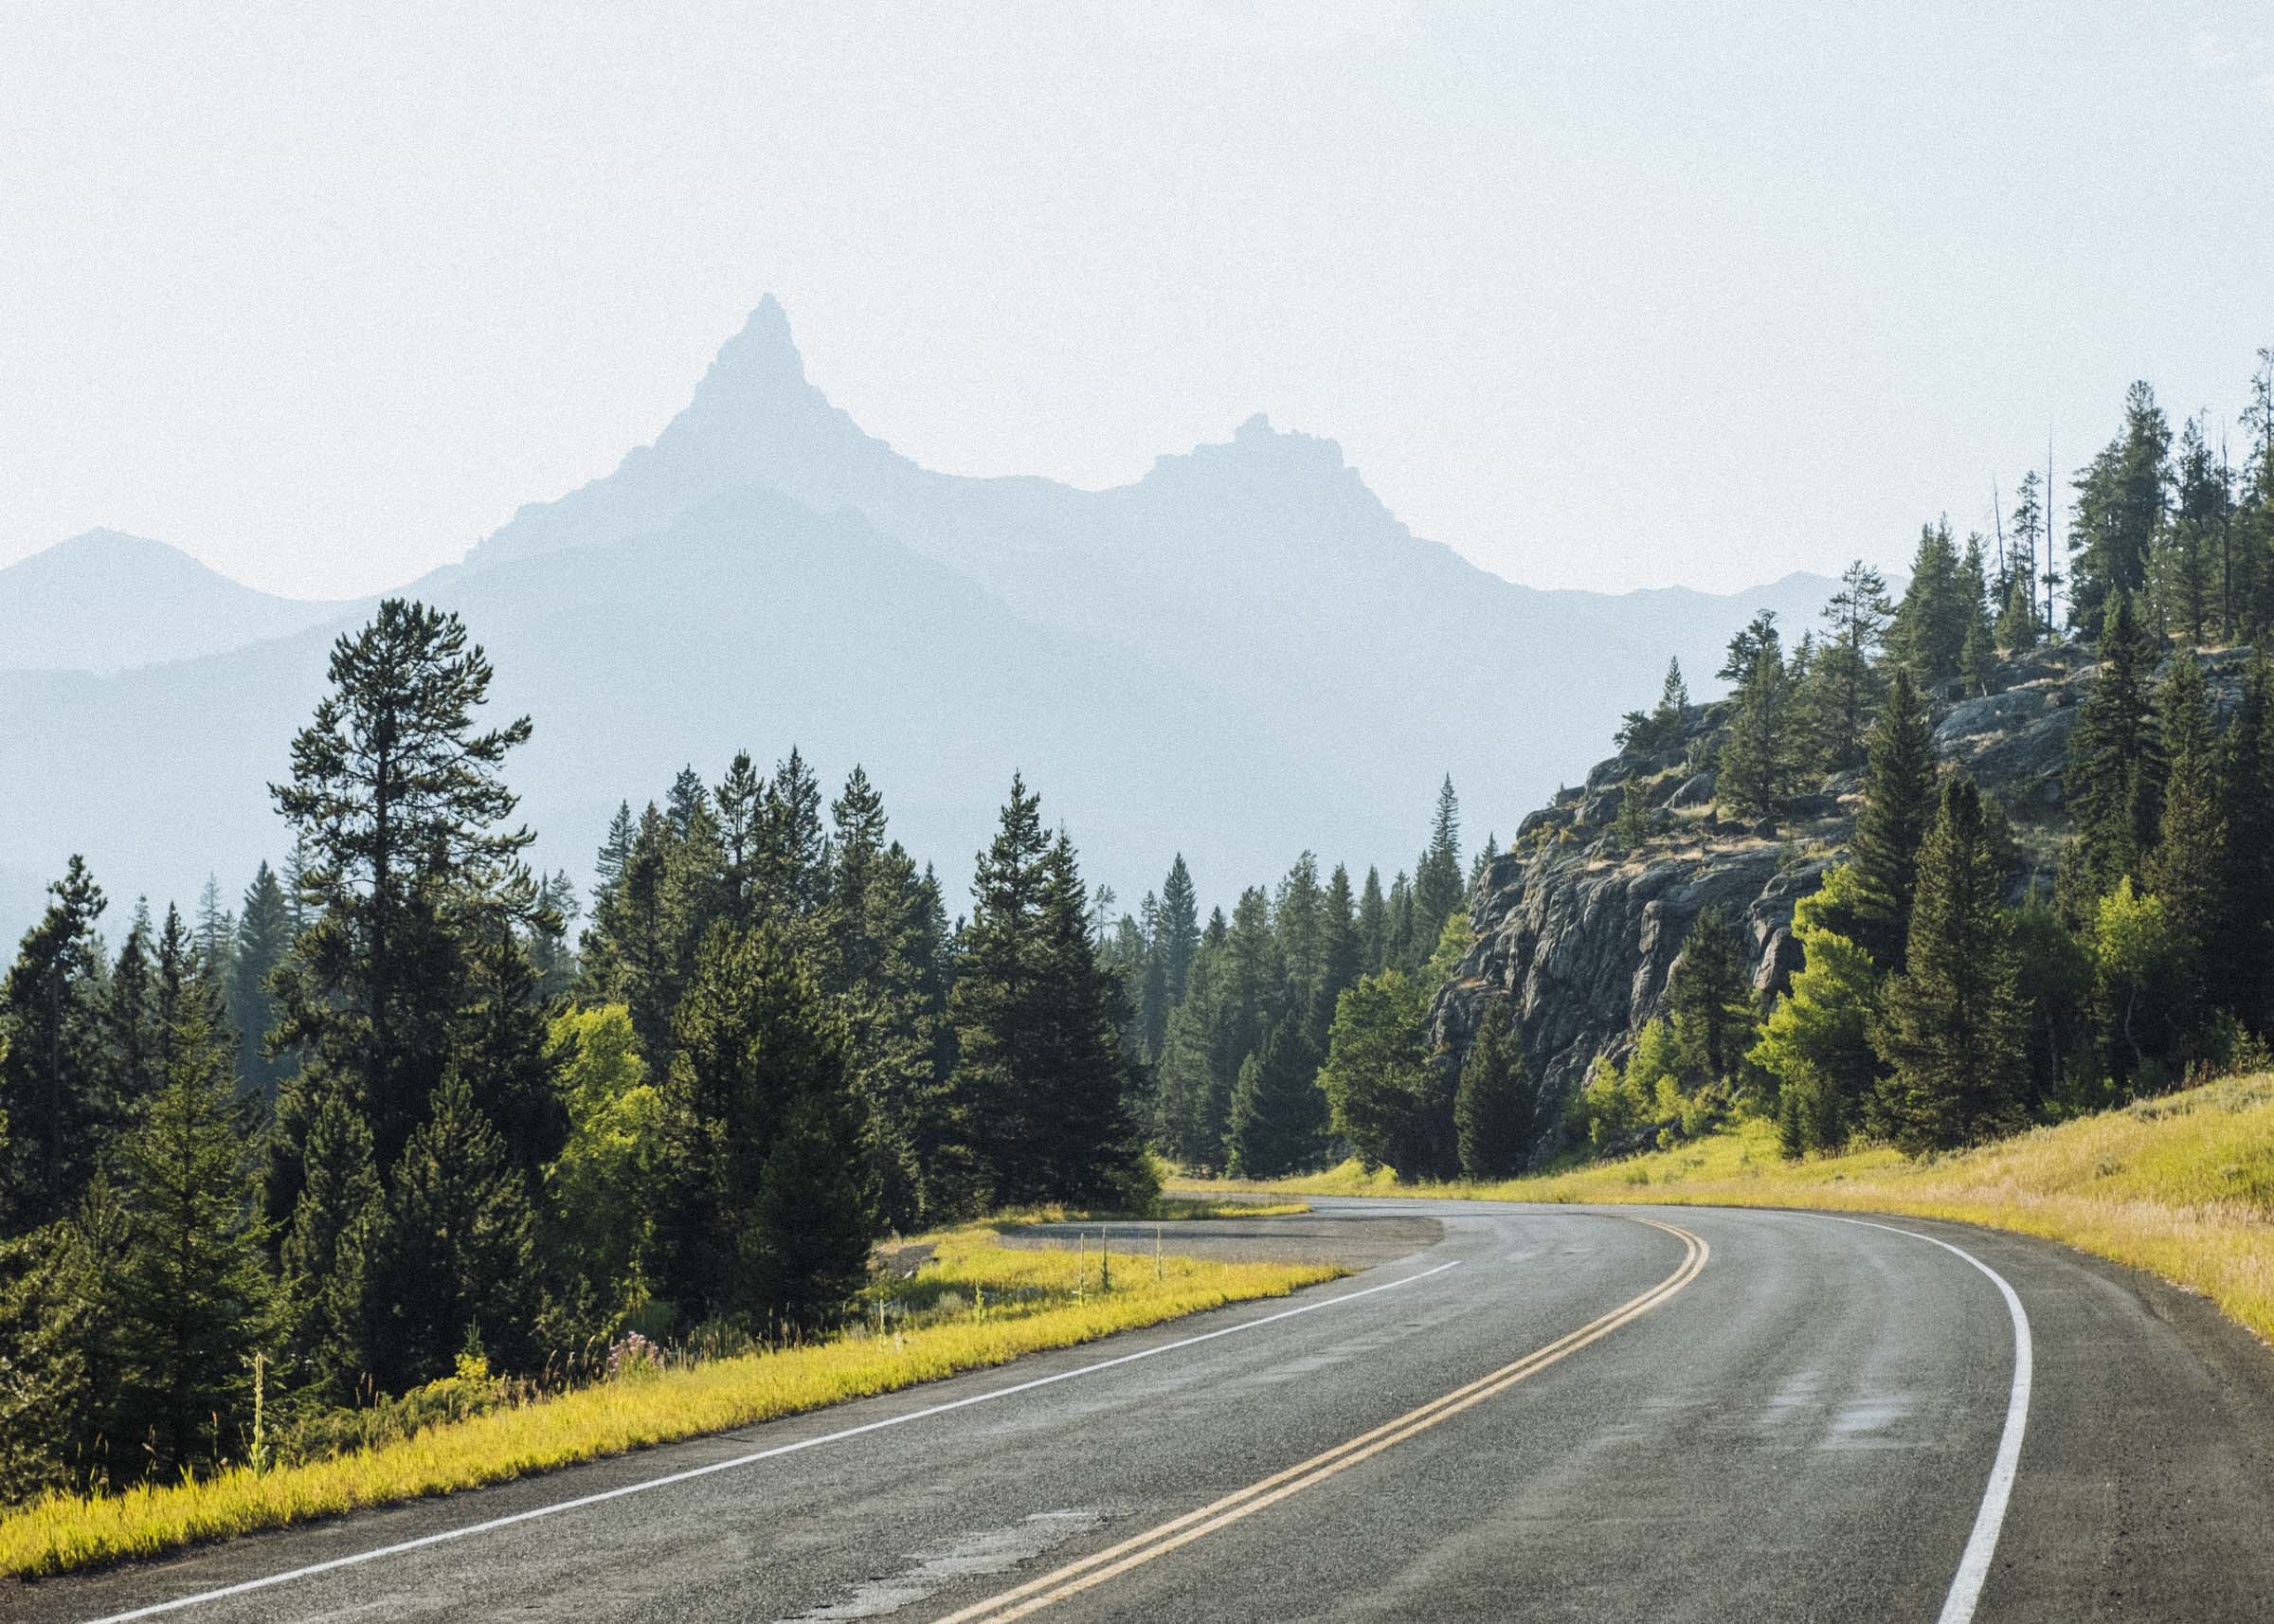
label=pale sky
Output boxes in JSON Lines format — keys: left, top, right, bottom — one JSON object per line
{"left": 3, "top": 1, "right": 2269, "bottom": 600}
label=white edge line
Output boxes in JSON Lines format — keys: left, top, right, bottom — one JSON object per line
{"left": 76, "top": 1258, "right": 1462, "bottom": 1624}
{"left": 1812, "top": 1214, "right": 2032, "bottom": 1624}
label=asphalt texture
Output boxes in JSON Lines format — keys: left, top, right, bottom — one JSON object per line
{"left": 20, "top": 1197, "right": 2274, "bottom": 1624}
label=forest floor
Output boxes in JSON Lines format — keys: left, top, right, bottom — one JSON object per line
{"left": 0, "top": 1216, "right": 1339, "bottom": 1580}
{"left": 1179, "top": 1073, "right": 2274, "bottom": 1347}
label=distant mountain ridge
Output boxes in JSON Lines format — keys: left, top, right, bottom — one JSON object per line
{"left": 1, "top": 299, "right": 1853, "bottom": 945}
{"left": 0, "top": 529, "right": 347, "bottom": 673}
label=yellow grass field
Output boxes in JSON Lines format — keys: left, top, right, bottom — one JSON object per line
{"left": 0, "top": 1223, "right": 1338, "bottom": 1581}
{"left": 1182, "top": 1075, "right": 2274, "bottom": 1346}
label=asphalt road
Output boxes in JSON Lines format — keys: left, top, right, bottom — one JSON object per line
{"left": 22, "top": 1197, "right": 2274, "bottom": 1624}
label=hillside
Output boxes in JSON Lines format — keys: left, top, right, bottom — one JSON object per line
{"left": 1426, "top": 637, "right": 2153, "bottom": 1109}
{"left": 0, "top": 530, "right": 345, "bottom": 673}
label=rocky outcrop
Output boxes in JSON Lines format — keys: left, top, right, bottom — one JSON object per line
{"left": 1428, "top": 637, "right": 2145, "bottom": 1121}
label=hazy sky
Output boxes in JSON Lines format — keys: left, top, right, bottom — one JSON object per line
{"left": 3, "top": 2, "right": 2269, "bottom": 600}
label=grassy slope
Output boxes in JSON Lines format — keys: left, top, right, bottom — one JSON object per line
{"left": 0, "top": 1223, "right": 1338, "bottom": 1580}
{"left": 1184, "top": 1075, "right": 2274, "bottom": 1346}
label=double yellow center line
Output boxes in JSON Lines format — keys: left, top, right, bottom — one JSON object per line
{"left": 929, "top": 1216, "right": 1710, "bottom": 1624}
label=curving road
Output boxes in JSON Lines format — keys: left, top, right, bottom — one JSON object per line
{"left": 21, "top": 1198, "right": 2274, "bottom": 1624}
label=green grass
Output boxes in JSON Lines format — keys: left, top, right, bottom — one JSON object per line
{"left": 1181, "top": 1074, "right": 2274, "bottom": 1346}
{"left": 0, "top": 1223, "right": 1339, "bottom": 1580}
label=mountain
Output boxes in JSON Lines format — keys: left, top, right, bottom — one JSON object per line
{"left": 0, "top": 529, "right": 347, "bottom": 673}
{"left": 0, "top": 491, "right": 1359, "bottom": 947}
{"left": 464, "top": 296, "right": 1850, "bottom": 839}
{"left": 1, "top": 299, "right": 1857, "bottom": 944}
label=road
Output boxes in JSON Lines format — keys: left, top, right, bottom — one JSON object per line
{"left": 21, "top": 1197, "right": 2274, "bottom": 1624}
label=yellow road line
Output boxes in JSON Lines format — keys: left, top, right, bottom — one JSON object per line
{"left": 928, "top": 1216, "right": 1708, "bottom": 1624}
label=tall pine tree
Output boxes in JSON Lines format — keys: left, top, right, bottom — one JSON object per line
{"left": 1870, "top": 776, "right": 2025, "bottom": 1153}
{"left": 1849, "top": 666, "right": 1937, "bottom": 970}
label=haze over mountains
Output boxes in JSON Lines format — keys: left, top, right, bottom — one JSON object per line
{"left": 1, "top": 299, "right": 1844, "bottom": 943}
{"left": 0, "top": 529, "right": 345, "bottom": 673}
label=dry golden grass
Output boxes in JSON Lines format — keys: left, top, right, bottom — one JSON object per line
{"left": 0, "top": 1224, "right": 1338, "bottom": 1580}
{"left": 1182, "top": 1075, "right": 2274, "bottom": 1345}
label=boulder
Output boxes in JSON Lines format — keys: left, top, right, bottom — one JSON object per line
{"left": 1666, "top": 771, "right": 1716, "bottom": 808}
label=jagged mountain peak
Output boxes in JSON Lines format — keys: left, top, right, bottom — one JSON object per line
{"left": 694, "top": 294, "right": 807, "bottom": 395}
{"left": 650, "top": 293, "right": 878, "bottom": 469}
{"left": 1145, "top": 411, "right": 1355, "bottom": 491}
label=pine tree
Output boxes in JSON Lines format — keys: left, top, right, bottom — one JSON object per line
{"left": 1357, "top": 867, "right": 1388, "bottom": 975}
{"left": 592, "top": 801, "right": 636, "bottom": 912}
{"left": 2011, "top": 899, "right": 2093, "bottom": 1112}
{"left": 828, "top": 771, "right": 968, "bottom": 1231}
{"left": 754, "top": 747, "right": 832, "bottom": 929}
{"left": 1412, "top": 778, "right": 1465, "bottom": 950}
{"left": 1668, "top": 907, "right": 1754, "bottom": 1087}
{"left": 2220, "top": 651, "right": 2274, "bottom": 1032}
{"left": 2064, "top": 591, "right": 2166, "bottom": 906}
{"left": 1997, "top": 474, "right": 2046, "bottom": 651}
{"left": 2240, "top": 349, "right": 2274, "bottom": 639}
{"left": 1152, "top": 940, "right": 1227, "bottom": 1170}
{"left": 1719, "top": 610, "right": 1783, "bottom": 688}
{"left": 660, "top": 795, "right": 730, "bottom": 990}
{"left": 2143, "top": 651, "right": 2226, "bottom": 1047}
{"left": 279, "top": 1084, "right": 381, "bottom": 1401}
{"left": 0, "top": 858, "right": 110, "bottom": 1231}
{"left": 746, "top": 1086, "right": 875, "bottom": 1334}
{"left": 948, "top": 799, "right": 1149, "bottom": 1206}
{"left": 1225, "top": 1021, "right": 1326, "bottom": 1179}
{"left": 1888, "top": 519, "right": 1968, "bottom": 684}
{"left": 1958, "top": 533, "right": 1998, "bottom": 696}
{"left": 113, "top": 1007, "right": 278, "bottom": 1477}
{"left": 653, "top": 922, "right": 862, "bottom": 1326}
{"left": 704, "top": 752, "right": 755, "bottom": 918}
{"left": 1155, "top": 856, "right": 1201, "bottom": 1004}
{"left": 230, "top": 861, "right": 293, "bottom": 1101}
{"left": 1649, "top": 658, "right": 1690, "bottom": 749}
{"left": 1454, "top": 1001, "right": 1537, "bottom": 1179}
{"left": 1717, "top": 626, "right": 1794, "bottom": 817}
{"left": 270, "top": 600, "right": 543, "bottom": 1176}
{"left": 105, "top": 901, "right": 162, "bottom": 1121}
{"left": 1613, "top": 778, "right": 1652, "bottom": 852}
{"left": 1387, "top": 870, "right": 1419, "bottom": 969}
{"left": 1273, "top": 853, "right": 1326, "bottom": 1027}
{"left": 450, "top": 917, "right": 567, "bottom": 1185}
{"left": 2157, "top": 415, "right": 2224, "bottom": 645}
{"left": 2068, "top": 383, "right": 2172, "bottom": 626}
{"left": 365, "top": 1074, "right": 542, "bottom": 1387}
{"left": 0, "top": 1213, "right": 97, "bottom": 1503}
{"left": 1316, "top": 865, "right": 1363, "bottom": 1054}
{"left": 1813, "top": 560, "right": 1892, "bottom": 767}
{"left": 1870, "top": 777, "right": 2025, "bottom": 1153}
{"left": 280, "top": 833, "right": 315, "bottom": 940}
{"left": 1849, "top": 666, "right": 1937, "bottom": 970}
{"left": 583, "top": 803, "right": 679, "bottom": 1064}
{"left": 194, "top": 875, "right": 237, "bottom": 987}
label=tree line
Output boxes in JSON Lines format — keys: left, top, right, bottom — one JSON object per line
{"left": 1566, "top": 352, "right": 2274, "bottom": 1164}
{"left": 1095, "top": 777, "right": 1487, "bottom": 1182}
{"left": 0, "top": 601, "right": 1150, "bottom": 1504}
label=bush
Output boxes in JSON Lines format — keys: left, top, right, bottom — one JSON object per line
{"left": 275, "top": 1353, "right": 508, "bottom": 1469}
